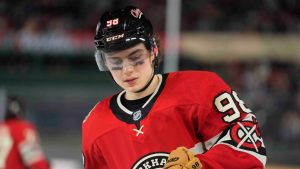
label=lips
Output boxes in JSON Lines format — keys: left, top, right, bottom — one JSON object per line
{"left": 124, "top": 77, "right": 137, "bottom": 85}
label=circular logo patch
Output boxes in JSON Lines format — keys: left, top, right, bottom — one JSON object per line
{"left": 133, "top": 110, "right": 142, "bottom": 121}
{"left": 131, "top": 152, "right": 169, "bottom": 169}
{"left": 230, "top": 121, "right": 262, "bottom": 150}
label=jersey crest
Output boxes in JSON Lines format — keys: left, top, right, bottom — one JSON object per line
{"left": 131, "top": 152, "right": 169, "bottom": 169}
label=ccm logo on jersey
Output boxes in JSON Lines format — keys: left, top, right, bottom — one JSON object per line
{"left": 131, "top": 152, "right": 169, "bottom": 169}
{"left": 106, "top": 34, "right": 124, "bottom": 42}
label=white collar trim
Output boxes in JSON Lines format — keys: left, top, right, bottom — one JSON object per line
{"left": 116, "top": 74, "right": 162, "bottom": 115}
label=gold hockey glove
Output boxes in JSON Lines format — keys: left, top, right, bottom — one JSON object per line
{"left": 163, "top": 147, "right": 202, "bottom": 169}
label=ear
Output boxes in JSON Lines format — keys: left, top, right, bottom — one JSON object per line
{"left": 150, "top": 51, "right": 155, "bottom": 62}
{"left": 153, "top": 45, "right": 158, "bottom": 57}
{"left": 150, "top": 43, "right": 158, "bottom": 60}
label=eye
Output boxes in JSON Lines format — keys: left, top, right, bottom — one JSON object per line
{"left": 111, "top": 67, "right": 122, "bottom": 71}
{"left": 133, "top": 60, "right": 145, "bottom": 66}
{"left": 128, "top": 56, "right": 140, "bottom": 62}
{"left": 129, "top": 53, "right": 143, "bottom": 62}
{"left": 107, "top": 58, "right": 122, "bottom": 65}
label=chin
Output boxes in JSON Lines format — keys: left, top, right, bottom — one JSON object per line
{"left": 125, "top": 85, "right": 142, "bottom": 93}
{"left": 127, "top": 88, "right": 139, "bottom": 93}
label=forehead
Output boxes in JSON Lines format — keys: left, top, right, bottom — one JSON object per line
{"left": 104, "top": 43, "right": 147, "bottom": 59}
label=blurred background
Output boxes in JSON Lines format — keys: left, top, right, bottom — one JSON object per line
{"left": 1, "top": 0, "right": 300, "bottom": 168}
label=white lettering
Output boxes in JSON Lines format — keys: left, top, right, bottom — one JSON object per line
{"left": 132, "top": 153, "right": 169, "bottom": 169}
{"left": 160, "top": 158, "right": 167, "bottom": 166}
{"left": 151, "top": 158, "right": 159, "bottom": 166}
{"left": 106, "top": 34, "right": 124, "bottom": 42}
{"left": 143, "top": 161, "right": 151, "bottom": 169}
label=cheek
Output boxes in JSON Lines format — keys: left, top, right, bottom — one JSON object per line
{"left": 139, "top": 63, "right": 154, "bottom": 81}
{"left": 145, "top": 60, "right": 154, "bottom": 72}
{"left": 110, "top": 72, "right": 122, "bottom": 84}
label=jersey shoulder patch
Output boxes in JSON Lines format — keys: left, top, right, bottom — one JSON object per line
{"left": 216, "top": 114, "right": 267, "bottom": 165}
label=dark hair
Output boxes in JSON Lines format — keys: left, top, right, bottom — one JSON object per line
{"left": 5, "top": 96, "right": 26, "bottom": 120}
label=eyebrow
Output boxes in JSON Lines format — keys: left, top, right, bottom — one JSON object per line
{"left": 128, "top": 49, "right": 144, "bottom": 57}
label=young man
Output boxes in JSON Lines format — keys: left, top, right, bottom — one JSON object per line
{"left": 0, "top": 95, "right": 50, "bottom": 169}
{"left": 82, "top": 6, "right": 267, "bottom": 169}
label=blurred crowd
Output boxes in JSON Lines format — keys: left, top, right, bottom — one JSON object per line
{"left": 1, "top": 0, "right": 300, "bottom": 53}
{"left": 1, "top": 0, "right": 300, "bottom": 34}
{"left": 182, "top": 0, "right": 300, "bottom": 32}
{"left": 1, "top": 0, "right": 300, "bottom": 147}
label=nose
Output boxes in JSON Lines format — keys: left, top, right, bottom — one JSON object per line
{"left": 122, "top": 60, "right": 134, "bottom": 73}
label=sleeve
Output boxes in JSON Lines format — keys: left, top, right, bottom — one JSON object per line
{"left": 18, "top": 126, "right": 50, "bottom": 169}
{"left": 82, "top": 142, "right": 109, "bottom": 169}
{"left": 0, "top": 125, "right": 13, "bottom": 169}
{"left": 195, "top": 73, "right": 267, "bottom": 169}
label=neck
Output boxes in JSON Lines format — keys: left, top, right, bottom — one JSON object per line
{"left": 125, "top": 74, "right": 159, "bottom": 100}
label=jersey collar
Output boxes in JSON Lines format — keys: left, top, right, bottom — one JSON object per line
{"left": 110, "top": 74, "right": 167, "bottom": 125}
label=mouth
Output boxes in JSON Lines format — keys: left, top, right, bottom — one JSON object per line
{"left": 124, "top": 77, "right": 137, "bottom": 84}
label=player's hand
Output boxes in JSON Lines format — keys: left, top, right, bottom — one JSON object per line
{"left": 163, "top": 147, "right": 202, "bottom": 169}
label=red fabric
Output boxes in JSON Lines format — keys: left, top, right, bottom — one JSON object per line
{"left": 197, "top": 145, "right": 264, "bottom": 169}
{"left": 0, "top": 118, "right": 49, "bottom": 169}
{"left": 82, "top": 71, "right": 266, "bottom": 169}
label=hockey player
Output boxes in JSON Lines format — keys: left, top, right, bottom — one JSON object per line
{"left": 82, "top": 6, "right": 267, "bottom": 169}
{"left": 0, "top": 95, "right": 50, "bottom": 169}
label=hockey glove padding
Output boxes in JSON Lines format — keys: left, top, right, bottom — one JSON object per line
{"left": 163, "top": 147, "right": 202, "bottom": 169}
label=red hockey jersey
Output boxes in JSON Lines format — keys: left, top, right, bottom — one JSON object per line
{"left": 0, "top": 118, "right": 49, "bottom": 169}
{"left": 82, "top": 71, "right": 267, "bottom": 169}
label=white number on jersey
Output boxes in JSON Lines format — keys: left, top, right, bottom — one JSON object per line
{"left": 214, "top": 91, "right": 252, "bottom": 123}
